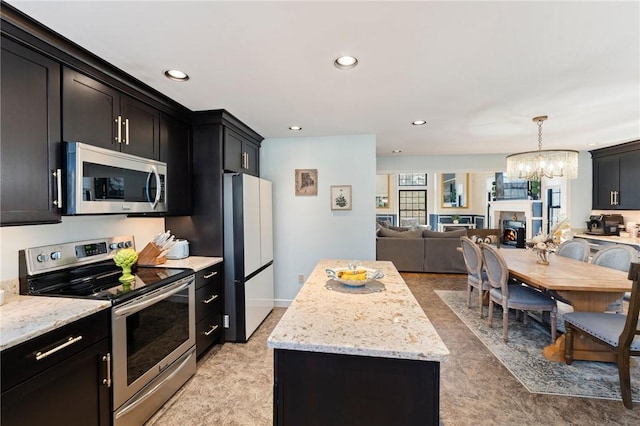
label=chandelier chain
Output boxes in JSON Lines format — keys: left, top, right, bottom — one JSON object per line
{"left": 537, "top": 119, "right": 543, "bottom": 151}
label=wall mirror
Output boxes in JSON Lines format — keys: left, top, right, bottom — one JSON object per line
{"left": 441, "top": 173, "right": 468, "bottom": 208}
{"left": 376, "top": 174, "right": 390, "bottom": 208}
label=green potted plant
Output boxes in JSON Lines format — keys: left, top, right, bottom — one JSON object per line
{"left": 452, "top": 215, "right": 460, "bottom": 224}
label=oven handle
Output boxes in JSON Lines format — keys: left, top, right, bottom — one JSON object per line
{"left": 145, "top": 165, "right": 161, "bottom": 210}
{"left": 114, "top": 278, "right": 192, "bottom": 318}
{"left": 115, "top": 350, "right": 194, "bottom": 419}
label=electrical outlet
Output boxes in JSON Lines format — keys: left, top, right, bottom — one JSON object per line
{"left": 298, "top": 274, "right": 304, "bottom": 284}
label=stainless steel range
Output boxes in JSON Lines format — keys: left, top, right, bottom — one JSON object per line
{"left": 19, "top": 236, "right": 196, "bottom": 426}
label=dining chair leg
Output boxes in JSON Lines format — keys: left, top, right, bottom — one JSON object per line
{"left": 502, "top": 305, "right": 509, "bottom": 342}
{"left": 487, "top": 300, "right": 494, "bottom": 328}
{"left": 523, "top": 310, "right": 528, "bottom": 325}
{"left": 564, "top": 325, "right": 574, "bottom": 365}
{"left": 550, "top": 309, "right": 557, "bottom": 342}
{"left": 478, "top": 289, "right": 484, "bottom": 318}
{"left": 467, "top": 284, "right": 472, "bottom": 308}
{"left": 618, "top": 349, "right": 633, "bottom": 409}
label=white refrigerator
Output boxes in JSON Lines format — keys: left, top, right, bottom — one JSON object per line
{"left": 223, "top": 173, "right": 274, "bottom": 342}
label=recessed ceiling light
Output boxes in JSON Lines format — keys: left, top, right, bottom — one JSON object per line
{"left": 412, "top": 120, "right": 427, "bottom": 126}
{"left": 392, "top": 149, "right": 402, "bottom": 154}
{"left": 334, "top": 56, "right": 358, "bottom": 70}
{"left": 164, "top": 69, "right": 189, "bottom": 81}
{"left": 289, "top": 126, "right": 302, "bottom": 131}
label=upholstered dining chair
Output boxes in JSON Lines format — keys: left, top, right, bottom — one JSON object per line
{"left": 555, "top": 239, "right": 590, "bottom": 262}
{"left": 460, "top": 236, "right": 491, "bottom": 318}
{"left": 592, "top": 245, "right": 639, "bottom": 313}
{"left": 480, "top": 243, "right": 557, "bottom": 343}
{"left": 563, "top": 262, "right": 640, "bottom": 409}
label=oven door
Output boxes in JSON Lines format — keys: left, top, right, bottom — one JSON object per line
{"left": 112, "top": 274, "right": 195, "bottom": 410}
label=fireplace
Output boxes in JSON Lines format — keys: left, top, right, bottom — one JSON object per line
{"left": 502, "top": 220, "right": 526, "bottom": 248}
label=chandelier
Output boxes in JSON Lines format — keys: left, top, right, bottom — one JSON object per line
{"left": 506, "top": 116, "right": 578, "bottom": 180}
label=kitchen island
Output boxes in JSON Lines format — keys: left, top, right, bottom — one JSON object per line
{"left": 267, "top": 259, "right": 449, "bottom": 426}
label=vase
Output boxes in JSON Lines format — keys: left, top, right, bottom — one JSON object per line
{"left": 536, "top": 250, "right": 549, "bottom": 265}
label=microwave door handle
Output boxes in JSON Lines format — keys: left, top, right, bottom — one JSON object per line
{"left": 145, "top": 166, "right": 161, "bottom": 209}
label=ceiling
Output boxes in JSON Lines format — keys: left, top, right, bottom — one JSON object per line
{"left": 6, "top": 1, "right": 639, "bottom": 157}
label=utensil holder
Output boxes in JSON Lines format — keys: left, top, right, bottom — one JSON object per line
{"left": 137, "top": 242, "right": 166, "bottom": 266}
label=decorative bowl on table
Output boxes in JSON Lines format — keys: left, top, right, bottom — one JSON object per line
{"left": 326, "top": 267, "right": 384, "bottom": 287}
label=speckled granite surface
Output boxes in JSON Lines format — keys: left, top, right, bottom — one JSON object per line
{"left": 0, "top": 295, "right": 111, "bottom": 350}
{"left": 155, "top": 256, "right": 223, "bottom": 272}
{"left": 267, "top": 259, "right": 449, "bottom": 361}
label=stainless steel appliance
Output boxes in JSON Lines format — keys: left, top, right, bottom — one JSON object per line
{"left": 64, "top": 142, "right": 167, "bottom": 215}
{"left": 19, "top": 236, "right": 195, "bottom": 426}
{"left": 586, "top": 214, "right": 624, "bottom": 235}
{"left": 223, "top": 174, "right": 274, "bottom": 342}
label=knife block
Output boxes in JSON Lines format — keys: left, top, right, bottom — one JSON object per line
{"left": 137, "top": 242, "right": 167, "bottom": 266}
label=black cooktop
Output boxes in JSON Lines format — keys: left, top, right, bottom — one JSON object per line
{"left": 22, "top": 259, "right": 193, "bottom": 304}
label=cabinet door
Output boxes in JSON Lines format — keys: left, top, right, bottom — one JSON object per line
{"left": 243, "top": 139, "right": 260, "bottom": 176}
{"left": 160, "top": 113, "right": 192, "bottom": 215}
{"left": 120, "top": 94, "right": 160, "bottom": 159}
{"left": 223, "top": 127, "right": 244, "bottom": 173}
{"left": 1, "top": 37, "right": 61, "bottom": 225}
{"left": 62, "top": 68, "right": 119, "bottom": 150}
{"left": 618, "top": 150, "right": 640, "bottom": 209}
{"left": 592, "top": 155, "right": 619, "bottom": 209}
{"left": 1, "top": 339, "right": 110, "bottom": 426}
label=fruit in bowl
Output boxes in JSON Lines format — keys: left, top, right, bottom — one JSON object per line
{"left": 326, "top": 267, "right": 384, "bottom": 287}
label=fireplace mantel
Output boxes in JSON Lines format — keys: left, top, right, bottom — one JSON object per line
{"left": 489, "top": 200, "right": 545, "bottom": 240}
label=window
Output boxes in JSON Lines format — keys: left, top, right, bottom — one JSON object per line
{"left": 399, "top": 190, "right": 427, "bottom": 225}
{"left": 399, "top": 173, "right": 427, "bottom": 186}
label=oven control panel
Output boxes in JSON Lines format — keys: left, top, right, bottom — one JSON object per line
{"left": 21, "top": 236, "right": 135, "bottom": 275}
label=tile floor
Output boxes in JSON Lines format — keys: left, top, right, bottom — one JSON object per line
{"left": 147, "top": 273, "right": 640, "bottom": 425}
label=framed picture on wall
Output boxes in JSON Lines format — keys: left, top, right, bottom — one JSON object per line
{"left": 295, "top": 169, "right": 318, "bottom": 196}
{"left": 330, "top": 185, "right": 352, "bottom": 210}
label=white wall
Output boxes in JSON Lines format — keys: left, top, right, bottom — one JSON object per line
{"left": 0, "top": 215, "right": 164, "bottom": 282}
{"left": 260, "top": 134, "right": 376, "bottom": 305}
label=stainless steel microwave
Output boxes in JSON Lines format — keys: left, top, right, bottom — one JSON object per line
{"left": 64, "top": 142, "right": 167, "bottom": 215}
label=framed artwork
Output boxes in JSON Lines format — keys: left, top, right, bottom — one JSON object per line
{"left": 330, "top": 185, "right": 352, "bottom": 210}
{"left": 295, "top": 169, "right": 318, "bottom": 196}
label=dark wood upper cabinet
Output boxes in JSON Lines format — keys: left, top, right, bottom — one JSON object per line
{"left": 222, "top": 122, "right": 261, "bottom": 176}
{"left": 63, "top": 68, "right": 159, "bottom": 160}
{"left": 591, "top": 140, "right": 640, "bottom": 210}
{"left": 1, "top": 36, "right": 62, "bottom": 226}
{"left": 160, "top": 112, "right": 192, "bottom": 215}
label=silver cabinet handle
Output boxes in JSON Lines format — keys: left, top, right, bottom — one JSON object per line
{"left": 203, "top": 294, "right": 219, "bottom": 304}
{"left": 610, "top": 191, "right": 614, "bottom": 206}
{"left": 124, "top": 118, "right": 130, "bottom": 145}
{"left": 115, "top": 115, "right": 122, "bottom": 143}
{"left": 35, "top": 335, "right": 83, "bottom": 361}
{"left": 102, "top": 353, "right": 112, "bottom": 387}
{"left": 204, "top": 324, "right": 219, "bottom": 336}
{"left": 614, "top": 191, "right": 619, "bottom": 205}
{"left": 52, "top": 168, "right": 62, "bottom": 208}
{"left": 203, "top": 271, "right": 218, "bottom": 279}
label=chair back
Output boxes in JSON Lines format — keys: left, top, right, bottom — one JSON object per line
{"left": 592, "top": 245, "right": 639, "bottom": 272}
{"left": 556, "top": 239, "right": 590, "bottom": 262}
{"left": 480, "top": 244, "right": 510, "bottom": 297}
{"left": 619, "top": 262, "right": 640, "bottom": 349}
{"left": 460, "top": 236, "right": 483, "bottom": 277}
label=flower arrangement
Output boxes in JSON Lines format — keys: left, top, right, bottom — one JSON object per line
{"left": 525, "top": 217, "right": 571, "bottom": 265}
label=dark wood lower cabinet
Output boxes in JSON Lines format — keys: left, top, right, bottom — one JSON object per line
{"left": 273, "top": 349, "right": 440, "bottom": 426}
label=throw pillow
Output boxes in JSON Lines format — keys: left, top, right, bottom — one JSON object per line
{"left": 422, "top": 229, "right": 467, "bottom": 238}
{"left": 389, "top": 225, "right": 410, "bottom": 232}
{"left": 377, "top": 220, "right": 392, "bottom": 228}
{"left": 378, "top": 227, "right": 423, "bottom": 238}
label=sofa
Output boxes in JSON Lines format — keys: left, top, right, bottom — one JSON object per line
{"left": 375, "top": 226, "right": 501, "bottom": 273}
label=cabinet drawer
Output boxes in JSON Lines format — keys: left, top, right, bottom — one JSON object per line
{"left": 1, "top": 309, "right": 110, "bottom": 393}
{"left": 195, "top": 263, "right": 223, "bottom": 290}
{"left": 195, "top": 279, "right": 223, "bottom": 322}
{"left": 196, "top": 312, "right": 222, "bottom": 357}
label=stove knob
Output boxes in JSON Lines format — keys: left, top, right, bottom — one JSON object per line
{"left": 117, "top": 242, "right": 125, "bottom": 248}
{"left": 36, "top": 253, "right": 47, "bottom": 263}
{"left": 123, "top": 241, "right": 132, "bottom": 248}
{"left": 50, "top": 251, "right": 62, "bottom": 261}
{"left": 109, "top": 243, "right": 119, "bottom": 250}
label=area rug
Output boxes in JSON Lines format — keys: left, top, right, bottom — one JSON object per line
{"left": 435, "top": 290, "right": 640, "bottom": 402}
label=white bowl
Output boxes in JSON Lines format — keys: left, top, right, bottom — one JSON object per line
{"left": 326, "top": 267, "right": 384, "bottom": 287}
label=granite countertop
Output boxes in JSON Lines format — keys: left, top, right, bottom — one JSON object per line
{"left": 267, "top": 259, "right": 449, "bottom": 362}
{"left": 574, "top": 233, "right": 640, "bottom": 248}
{"left": 0, "top": 295, "right": 111, "bottom": 351}
{"left": 152, "top": 256, "right": 223, "bottom": 272}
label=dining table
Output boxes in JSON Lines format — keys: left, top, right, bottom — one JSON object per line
{"left": 496, "top": 247, "right": 632, "bottom": 363}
